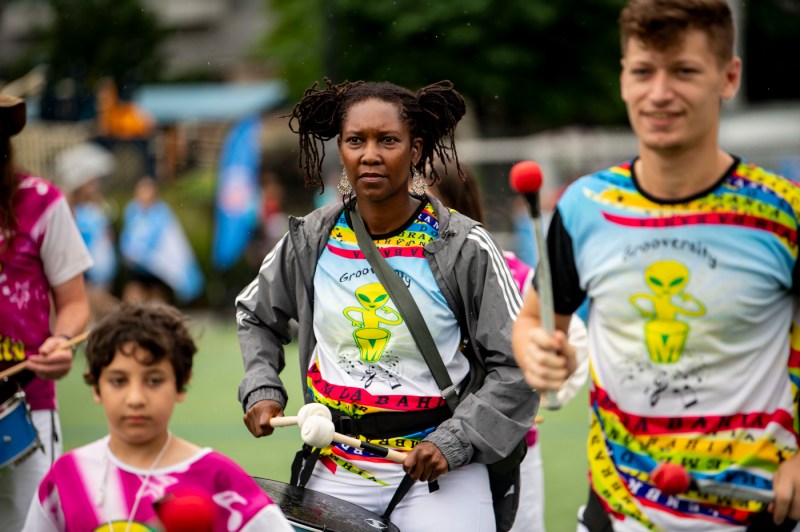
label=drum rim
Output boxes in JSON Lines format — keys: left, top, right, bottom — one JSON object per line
{"left": 252, "top": 476, "right": 400, "bottom": 532}
{"left": 0, "top": 398, "right": 42, "bottom": 470}
{"left": 0, "top": 392, "right": 25, "bottom": 420}
{"left": 0, "top": 438, "right": 43, "bottom": 469}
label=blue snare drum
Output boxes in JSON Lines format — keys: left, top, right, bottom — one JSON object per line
{"left": 0, "top": 380, "right": 42, "bottom": 470}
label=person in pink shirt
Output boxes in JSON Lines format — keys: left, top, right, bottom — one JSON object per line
{"left": 0, "top": 93, "right": 92, "bottom": 531}
{"left": 428, "top": 166, "right": 589, "bottom": 531}
{"left": 23, "top": 302, "right": 293, "bottom": 531}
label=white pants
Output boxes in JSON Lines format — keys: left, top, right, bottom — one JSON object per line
{"left": 510, "top": 441, "right": 545, "bottom": 531}
{"left": 306, "top": 461, "right": 495, "bottom": 532}
{"left": 0, "top": 409, "right": 62, "bottom": 532}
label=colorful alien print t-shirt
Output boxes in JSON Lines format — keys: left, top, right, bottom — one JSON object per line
{"left": 310, "top": 202, "right": 466, "bottom": 485}
{"left": 549, "top": 158, "right": 800, "bottom": 531}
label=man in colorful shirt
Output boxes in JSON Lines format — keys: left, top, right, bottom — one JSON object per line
{"left": 512, "top": 1, "right": 800, "bottom": 530}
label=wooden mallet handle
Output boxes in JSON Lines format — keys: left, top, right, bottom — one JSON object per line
{"left": 269, "top": 416, "right": 299, "bottom": 427}
{"left": 331, "top": 432, "right": 407, "bottom": 464}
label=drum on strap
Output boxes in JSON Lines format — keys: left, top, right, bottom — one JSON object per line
{"left": 252, "top": 477, "right": 401, "bottom": 532}
{"left": 0, "top": 379, "right": 42, "bottom": 470}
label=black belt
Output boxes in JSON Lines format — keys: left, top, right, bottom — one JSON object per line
{"left": 327, "top": 405, "right": 452, "bottom": 439}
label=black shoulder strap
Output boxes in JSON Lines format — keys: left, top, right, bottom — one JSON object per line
{"left": 350, "top": 207, "right": 459, "bottom": 413}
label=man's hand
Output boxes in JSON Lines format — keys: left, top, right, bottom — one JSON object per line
{"left": 403, "top": 441, "right": 449, "bottom": 482}
{"left": 513, "top": 325, "right": 577, "bottom": 392}
{"left": 243, "top": 399, "right": 284, "bottom": 438}
{"left": 26, "top": 336, "right": 74, "bottom": 380}
{"left": 512, "top": 289, "right": 577, "bottom": 391}
{"left": 770, "top": 453, "right": 800, "bottom": 525}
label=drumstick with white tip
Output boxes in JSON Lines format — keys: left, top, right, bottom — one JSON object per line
{"left": 268, "top": 403, "right": 331, "bottom": 428}
{"left": 0, "top": 331, "right": 91, "bottom": 381}
{"left": 510, "top": 160, "right": 562, "bottom": 411}
{"left": 301, "top": 416, "right": 407, "bottom": 464}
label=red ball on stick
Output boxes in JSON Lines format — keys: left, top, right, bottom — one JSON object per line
{"left": 509, "top": 160, "right": 543, "bottom": 194}
{"left": 155, "top": 488, "right": 218, "bottom": 532}
{"left": 651, "top": 463, "right": 691, "bottom": 496}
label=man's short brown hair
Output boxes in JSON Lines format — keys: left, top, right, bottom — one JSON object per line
{"left": 620, "top": 0, "right": 735, "bottom": 64}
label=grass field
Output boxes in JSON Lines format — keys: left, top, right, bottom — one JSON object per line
{"left": 57, "top": 314, "right": 589, "bottom": 531}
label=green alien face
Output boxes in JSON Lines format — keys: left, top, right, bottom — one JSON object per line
{"left": 355, "top": 283, "right": 390, "bottom": 311}
{"left": 644, "top": 260, "right": 689, "bottom": 296}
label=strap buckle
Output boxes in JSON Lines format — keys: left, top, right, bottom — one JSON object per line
{"left": 441, "top": 384, "right": 458, "bottom": 404}
{"left": 334, "top": 414, "right": 356, "bottom": 435}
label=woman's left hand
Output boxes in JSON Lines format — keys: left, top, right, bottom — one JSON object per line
{"left": 26, "top": 336, "right": 74, "bottom": 380}
{"left": 403, "top": 441, "right": 449, "bottom": 482}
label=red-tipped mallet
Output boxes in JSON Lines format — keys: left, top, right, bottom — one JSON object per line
{"left": 651, "top": 462, "right": 774, "bottom": 503}
{"left": 510, "top": 160, "right": 560, "bottom": 410}
{"left": 155, "top": 488, "right": 218, "bottom": 532}
{"left": 651, "top": 463, "right": 691, "bottom": 496}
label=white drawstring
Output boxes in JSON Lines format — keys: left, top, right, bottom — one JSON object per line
{"left": 96, "top": 432, "right": 173, "bottom": 532}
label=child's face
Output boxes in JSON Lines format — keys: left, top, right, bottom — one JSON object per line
{"left": 93, "top": 343, "right": 186, "bottom": 447}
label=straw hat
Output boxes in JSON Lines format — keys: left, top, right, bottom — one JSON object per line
{"left": 0, "top": 94, "right": 27, "bottom": 137}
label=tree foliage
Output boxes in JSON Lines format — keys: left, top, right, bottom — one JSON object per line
{"left": 38, "top": 0, "right": 166, "bottom": 119}
{"left": 259, "top": 0, "right": 628, "bottom": 135}
{"left": 744, "top": 0, "right": 800, "bottom": 102}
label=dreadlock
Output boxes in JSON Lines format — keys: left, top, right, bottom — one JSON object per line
{"left": 287, "top": 78, "right": 466, "bottom": 192}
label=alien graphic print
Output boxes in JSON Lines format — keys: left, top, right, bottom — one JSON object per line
{"left": 308, "top": 201, "right": 467, "bottom": 485}
{"left": 548, "top": 158, "right": 800, "bottom": 530}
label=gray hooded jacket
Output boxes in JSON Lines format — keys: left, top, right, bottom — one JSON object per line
{"left": 236, "top": 194, "right": 539, "bottom": 469}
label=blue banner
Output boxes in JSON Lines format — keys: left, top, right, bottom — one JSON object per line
{"left": 212, "top": 115, "right": 262, "bottom": 271}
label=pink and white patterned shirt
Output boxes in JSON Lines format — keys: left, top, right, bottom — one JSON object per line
{"left": 0, "top": 175, "right": 92, "bottom": 410}
{"left": 24, "top": 437, "right": 293, "bottom": 532}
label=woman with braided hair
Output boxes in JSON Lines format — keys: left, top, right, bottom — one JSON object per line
{"left": 236, "top": 79, "right": 538, "bottom": 531}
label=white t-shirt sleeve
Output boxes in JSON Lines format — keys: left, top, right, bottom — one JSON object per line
{"left": 40, "top": 197, "right": 93, "bottom": 287}
{"left": 22, "top": 497, "right": 61, "bottom": 532}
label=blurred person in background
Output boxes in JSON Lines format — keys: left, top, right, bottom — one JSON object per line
{"left": 236, "top": 79, "right": 537, "bottom": 531}
{"left": 513, "top": 0, "right": 800, "bottom": 529}
{"left": 245, "top": 171, "right": 289, "bottom": 272}
{"left": 56, "top": 142, "right": 119, "bottom": 320}
{"left": 428, "top": 165, "right": 589, "bottom": 531}
{"left": 119, "top": 176, "right": 204, "bottom": 305}
{"left": 0, "top": 93, "right": 91, "bottom": 531}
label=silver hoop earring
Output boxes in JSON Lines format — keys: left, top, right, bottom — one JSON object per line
{"left": 411, "top": 166, "right": 425, "bottom": 196}
{"left": 337, "top": 168, "right": 353, "bottom": 196}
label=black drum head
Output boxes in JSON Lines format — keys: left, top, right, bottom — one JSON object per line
{"left": 252, "top": 477, "right": 400, "bottom": 532}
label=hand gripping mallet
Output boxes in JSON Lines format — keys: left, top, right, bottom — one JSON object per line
{"left": 300, "top": 416, "right": 408, "bottom": 464}
{"left": 509, "top": 160, "right": 561, "bottom": 410}
{"left": 0, "top": 331, "right": 91, "bottom": 381}
{"left": 268, "top": 402, "right": 332, "bottom": 428}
